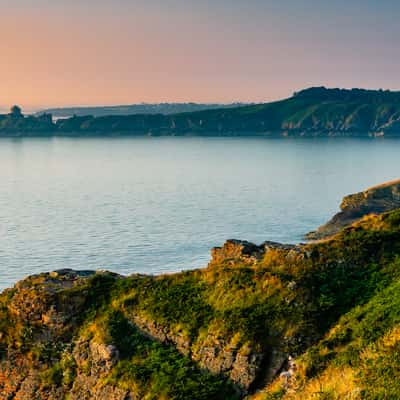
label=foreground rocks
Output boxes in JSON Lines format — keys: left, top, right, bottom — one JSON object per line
{"left": 0, "top": 268, "right": 282, "bottom": 399}
{"left": 0, "top": 270, "right": 130, "bottom": 400}
{"left": 0, "top": 254, "right": 306, "bottom": 399}
{"left": 210, "top": 239, "right": 299, "bottom": 267}
{"left": 306, "top": 179, "right": 400, "bottom": 240}
{"left": 2, "top": 188, "right": 400, "bottom": 399}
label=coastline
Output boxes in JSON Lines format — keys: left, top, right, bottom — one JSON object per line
{"left": 2, "top": 194, "right": 400, "bottom": 398}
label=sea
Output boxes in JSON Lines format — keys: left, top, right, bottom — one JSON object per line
{"left": 1, "top": 136, "right": 400, "bottom": 290}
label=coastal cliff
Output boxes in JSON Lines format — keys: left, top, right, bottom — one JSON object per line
{"left": 306, "top": 179, "right": 400, "bottom": 240}
{"left": 4, "top": 87, "right": 400, "bottom": 137}
{"left": 2, "top": 184, "right": 400, "bottom": 399}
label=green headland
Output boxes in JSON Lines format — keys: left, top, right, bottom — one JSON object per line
{"left": 3, "top": 87, "right": 400, "bottom": 137}
{"left": 1, "top": 179, "right": 400, "bottom": 399}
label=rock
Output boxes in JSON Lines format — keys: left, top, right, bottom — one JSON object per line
{"left": 209, "top": 240, "right": 264, "bottom": 266}
{"left": 262, "top": 241, "right": 296, "bottom": 252}
{"left": 230, "top": 351, "right": 263, "bottom": 390}
{"left": 132, "top": 315, "right": 192, "bottom": 356}
{"left": 209, "top": 239, "right": 297, "bottom": 267}
{"left": 50, "top": 269, "right": 96, "bottom": 279}
{"left": 306, "top": 179, "right": 400, "bottom": 240}
{"left": 90, "top": 343, "right": 120, "bottom": 371}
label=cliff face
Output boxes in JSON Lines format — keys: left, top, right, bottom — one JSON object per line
{"left": 48, "top": 91, "right": 400, "bottom": 137}
{"left": 0, "top": 270, "right": 131, "bottom": 400}
{"left": 4, "top": 87, "right": 400, "bottom": 137}
{"left": 306, "top": 179, "right": 400, "bottom": 240}
{"left": 2, "top": 192, "right": 400, "bottom": 399}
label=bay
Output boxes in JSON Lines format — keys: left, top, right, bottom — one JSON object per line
{"left": 1, "top": 136, "right": 399, "bottom": 290}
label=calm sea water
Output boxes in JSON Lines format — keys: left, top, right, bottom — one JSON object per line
{"left": 1, "top": 137, "right": 400, "bottom": 290}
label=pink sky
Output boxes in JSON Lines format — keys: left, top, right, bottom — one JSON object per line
{"left": 2, "top": 1, "right": 399, "bottom": 110}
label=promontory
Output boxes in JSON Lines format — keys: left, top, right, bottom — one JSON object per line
{"left": 3, "top": 87, "right": 400, "bottom": 137}
{"left": 1, "top": 179, "right": 400, "bottom": 399}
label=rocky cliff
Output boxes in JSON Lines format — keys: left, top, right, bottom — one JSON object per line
{"left": 306, "top": 179, "right": 400, "bottom": 240}
{"left": 2, "top": 190, "right": 400, "bottom": 399}
{"left": 4, "top": 87, "right": 400, "bottom": 137}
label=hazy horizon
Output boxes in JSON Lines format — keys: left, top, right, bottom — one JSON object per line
{"left": 2, "top": 0, "right": 400, "bottom": 109}
{"left": 0, "top": 101, "right": 252, "bottom": 115}
{"left": 5, "top": 85, "right": 400, "bottom": 115}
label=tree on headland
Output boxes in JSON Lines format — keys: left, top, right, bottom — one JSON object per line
{"left": 10, "top": 105, "right": 23, "bottom": 117}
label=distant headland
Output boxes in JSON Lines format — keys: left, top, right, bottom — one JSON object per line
{"left": 36, "top": 102, "right": 249, "bottom": 118}
{"left": 3, "top": 87, "right": 400, "bottom": 137}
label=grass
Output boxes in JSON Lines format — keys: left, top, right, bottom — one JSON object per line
{"left": 97, "top": 311, "right": 240, "bottom": 400}
{"left": 2, "top": 210, "right": 400, "bottom": 398}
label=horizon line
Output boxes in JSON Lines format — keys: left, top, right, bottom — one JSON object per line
{"left": 4, "top": 85, "right": 400, "bottom": 113}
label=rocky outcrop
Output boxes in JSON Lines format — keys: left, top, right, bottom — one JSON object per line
{"left": 209, "top": 239, "right": 298, "bottom": 267}
{"left": 0, "top": 339, "right": 131, "bottom": 400}
{"left": 3, "top": 201, "right": 400, "bottom": 399}
{"left": 0, "top": 269, "right": 132, "bottom": 400}
{"left": 0, "top": 269, "right": 263, "bottom": 398}
{"left": 132, "top": 312, "right": 264, "bottom": 390}
{"left": 68, "top": 340, "right": 132, "bottom": 400}
{"left": 0, "top": 264, "right": 297, "bottom": 398}
{"left": 132, "top": 314, "right": 192, "bottom": 356}
{"left": 306, "top": 179, "right": 400, "bottom": 240}
{"left": 192, "top": 332, "right": 264, "bottom": 389}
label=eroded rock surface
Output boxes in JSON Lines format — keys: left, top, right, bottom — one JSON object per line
{"left": 3, "top": 203, "right": 400, "bottom": 399}
{"left": 210, "top": 239, "right": 298, "bottom": 267}
{"left": 306, "top": 179, "right": 400, "bottom": 240}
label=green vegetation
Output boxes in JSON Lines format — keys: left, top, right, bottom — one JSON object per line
{"left": 0, "top": 289, "right": 15, "bottom": 358}
{"left": 41, "top": 352, "right": 76, "bottom": 388}
{"left": 114, "top": 273, "right": 214, "bottom": 337}
{"left": 1, "top": 208, "right": 400, "bottom": 398}
{"left": 260, "top": 274, "right": 400, "bottom": 399}
{"left": 255, "top": 213, "right": 400, "bottom": 399}
{"left": 0, "top": 106, "right": 53, "bottom": 134}
{"left": 3, "top": 87, "right": 400, "bottom": 136}
{"left": 102, "top": 311, "right": 239, "bottom": 400}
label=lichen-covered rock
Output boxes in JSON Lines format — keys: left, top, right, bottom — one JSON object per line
{"left": 191, "top": 332, "right": 263, "bottom": 391}
{"left": 209, "top": 239, "right": 297, "bottom": 267}
{"left": 210, "top": 240, "right": 264, "bottom": 266}
{"left": 69, "top": 340, "right": 131, "bottom": 400}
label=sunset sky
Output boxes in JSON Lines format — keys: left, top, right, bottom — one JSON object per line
{"left": 2, "top": 0, "right": 400, "bottom": 110}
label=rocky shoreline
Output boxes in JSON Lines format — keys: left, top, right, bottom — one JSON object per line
{"left": 306, "top": 179, "right": 400, "bottom": 240}
{"left": 1, "top": 180, "right": 400, "bottom": 399}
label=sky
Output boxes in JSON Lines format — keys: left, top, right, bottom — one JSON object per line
{"left": 1, "top": 0, "right": 400, "bottom": 110}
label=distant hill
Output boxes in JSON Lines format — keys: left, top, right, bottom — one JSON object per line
{"left": 36, "top": 102, "right": 248, "bottom": 118}
{"left": 3, "top": 87, "right": 400, "bottom": 136}
{"left": 51, "top": 87, "right": 400, "bottom": 137}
